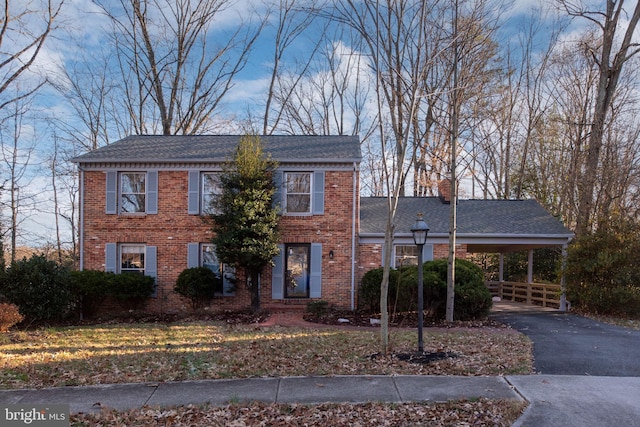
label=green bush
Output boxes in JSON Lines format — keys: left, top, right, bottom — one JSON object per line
{"left": 389, "top": 267, "right": 446, "bottom": 316}
{"left": 566, "top": 223, "right": 640, "bottom": 316}
{"left": 174, "top": 267, "right": 221, "bottom": 310}
{"left": 70, "top": 270, "right": 113, "bottom": 318}
{"left": 109, "top": 273, "right": 155, "bottom": 310}
{"left": 0, "top": 254, "right": 73, "bottom": 323}
{"left": 424, "top": 259, "right": 492, "bottom": 320}
{"left": 307, "top": 300, "right": 330, "bottom": 317}
{"left": 358, "top": 267, "right": 401, "bottom": 313}
{"left": 358, "top": 258, "right": 492, "bottom": 321}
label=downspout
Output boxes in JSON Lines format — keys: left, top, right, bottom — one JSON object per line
{"left": 351, "top": 161, "right": 357, "bottom": 311}
{"left": 78, "top": 167, "right": 85, "bottom": 271}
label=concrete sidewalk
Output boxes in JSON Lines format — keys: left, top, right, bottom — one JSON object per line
{"left": 2, "top": 375, "right": 640, "bottom": 426}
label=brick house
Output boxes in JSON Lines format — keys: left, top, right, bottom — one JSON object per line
{"left": 73, "top": 135, "right": 573, "bottom": 314}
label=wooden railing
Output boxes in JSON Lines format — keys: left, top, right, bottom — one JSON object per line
{"left": 486, "top": 281, "right": 562, "bottom": 309}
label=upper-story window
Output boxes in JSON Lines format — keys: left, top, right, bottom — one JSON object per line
{"left": 201, "top": 173, "right": 221, "bottom": 215}
{"left": 120, "top": 172, "right": 146, "bottom": 213}
{"left": 284, "top": 172, "right": 311, "bottom": 214}
{"left": 106, "top": 171, "right": 157, "bottom": 215}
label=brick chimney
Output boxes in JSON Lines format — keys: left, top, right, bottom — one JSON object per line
{"left": 438, "top": 179, "right": 452, "bottom": 203}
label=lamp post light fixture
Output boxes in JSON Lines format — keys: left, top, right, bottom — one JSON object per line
{"left": 411, "top": 213, "right": 430, "bottom": 353}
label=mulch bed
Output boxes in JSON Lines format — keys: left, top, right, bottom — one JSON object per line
{"left": 303, "top": 309, "right": 507, "bottom": 329}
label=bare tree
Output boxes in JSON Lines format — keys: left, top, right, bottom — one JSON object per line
{"left": 0, "top": 97, "right": 38, "bottom": 262}
{"left": 560, "top": 0, "right": 640, "bottom": 235}
{"left": 273, "top": 30, "right": 377, "bottom": 137}
{"left": 96, "top": 0, "right": 264, "bottom": 135}
{"left": 0, "top": 0, "right": 64, "bottom": 112}
{"left": 50, "top": 49, "right": 115, "bottom": 151}
{"left": 330, "top": 0, "right": 446, "bottom": 354}
{"left": 261, "top": 0, "right": 326, "bottom": 135}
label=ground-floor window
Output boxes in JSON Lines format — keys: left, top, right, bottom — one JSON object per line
{"left": 394, "top": 245, "right": 418, "bottom": 268}
{"left": 120, "top": 244, "right": 145, "bottom": 274}
{"left": 393, "top": 244, "right": 434, "bottom": 268}
{"left": 201, "top": 244, "right": 236, "bottom": 295}
{"left": 285, "top": 244, "right": 310, "bottom": 298}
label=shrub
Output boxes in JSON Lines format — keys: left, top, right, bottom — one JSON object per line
{"left": 307, "top": 300, "right": 330, "bottom": 317}
{"left": 108, "top": 273, "right": 155, "bottom": 310}
{"left": 566, "top": 223, "right": 640, "bottom": 316}
{"left": 358, "top": 259, "right": 492, "bottom": 321}
{"left": 359, "top": 266, "right": 447, "bottom": 316}
{"left": 424, "top": 258, "right": 492, "bottom": 320}
{"left": 358, "top": 267, "right": 401, "bottom": 313}
{"left": 0, "top": 303, "right": 23, "bottom": 332}
{"left": 174, "top": 267, "right": 221, "bottom": 310}
{"left": 70, "top": 270, "right": 113, "bottom": 319}
{"left": 0, "top": 254, "right": 73, "bottom": 323}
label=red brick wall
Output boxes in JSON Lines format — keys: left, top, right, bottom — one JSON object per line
{"left": 81, "top": 168, "right": 358, "bottom": 313}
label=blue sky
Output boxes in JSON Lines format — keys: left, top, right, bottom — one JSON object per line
{"left": 1, "top": 0, "right": 616, "bottom": 247}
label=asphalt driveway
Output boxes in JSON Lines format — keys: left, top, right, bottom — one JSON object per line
{"left": 491, "top": 310, "right": 640, "bottom": 376}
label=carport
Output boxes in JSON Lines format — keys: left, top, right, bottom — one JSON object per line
{"left": 360, "top": 197, "right": 575, "bottom": 311}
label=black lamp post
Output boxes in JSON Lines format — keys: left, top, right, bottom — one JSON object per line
{"left": 411, "top": 213, "right": 430, "bottom": 353}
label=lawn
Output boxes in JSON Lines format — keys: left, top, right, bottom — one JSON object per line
{"left": 1, "top": 321, "right": 532, "bottom": 389}
{"left": 1, "top": 321, "right": 532, "bottom": 426}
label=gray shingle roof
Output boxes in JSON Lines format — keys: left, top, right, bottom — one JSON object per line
{"left": 360, "top": 197, "right": 573, "bottom": 237}
{"left": 72, "top": 135, "right": 362, "bottom": 164}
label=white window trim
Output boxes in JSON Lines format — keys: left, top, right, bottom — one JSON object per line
{"left": 119, "top": 172, "right": 146, "bottom": 214}
{"left": 201, "top": 172, "right": 221, "bottom": 215}
{"left": 393, "top": 244, "right": 434, "bottom": 268}
{"left": 284, "top": 171, "right": 312, "bottom": 215}
{"left": 120, "top": 244, "right": 146, "bottom": 274}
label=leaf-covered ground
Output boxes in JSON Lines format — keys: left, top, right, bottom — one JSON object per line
{"left": 1, "top": 322, "right": 532, "bottom": 389}
{"left": 71, "top": 400, "right": 528, "bottom": 426}
{"left": 2, "top": 320, "right": 532, "bottom": 425}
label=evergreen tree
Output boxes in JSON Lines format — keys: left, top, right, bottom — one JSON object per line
{"left": 209, "top": 135, "right": 280, "bottom": 311}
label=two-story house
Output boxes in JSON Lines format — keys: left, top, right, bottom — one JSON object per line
{"left": 73, "top": 135, "right": 362, "bottom": 313}
{"left": 73, "top": 134, "right": 574, "bottom": 314}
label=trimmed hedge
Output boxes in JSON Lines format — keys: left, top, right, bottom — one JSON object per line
{"left": 70, "top": 269, "right": 155, "bottom": 314}
{"left": 0, "top": 255, "right": 73, "bottom": 323}
{"left": 174, "top": 267, "right": 222, "bottom": 310}
{"left": 358, "top": 258, "right": 492, "bottom": 321}
{"left": 70, "top": 270, "right": 113, "bottom": 318}
{"left": 109, "top": 273, "right": 156, "bottom": 310}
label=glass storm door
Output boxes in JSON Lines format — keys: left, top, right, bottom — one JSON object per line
{"left": 285, "top": 244, "right": 310, "bottom": 298}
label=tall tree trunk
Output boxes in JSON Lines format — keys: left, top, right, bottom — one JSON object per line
{"left": 568, "top": 0, "right": 640, "bottom": 235}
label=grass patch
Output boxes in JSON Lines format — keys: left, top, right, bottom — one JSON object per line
{"left": 1, "top": 321, "right": 532, "bottom": 389}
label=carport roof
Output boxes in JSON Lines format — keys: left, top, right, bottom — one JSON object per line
{"left": 359, "top": 197, "right": 574, "bottom": 252}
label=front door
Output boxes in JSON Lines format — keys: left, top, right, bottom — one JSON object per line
{"left": 285, "top": 244, "right": 310, "bottom": 298}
